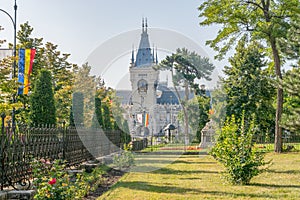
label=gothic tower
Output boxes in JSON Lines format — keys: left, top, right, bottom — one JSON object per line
{"left": 129, "top": 18, "right": 159, "bottom": 136}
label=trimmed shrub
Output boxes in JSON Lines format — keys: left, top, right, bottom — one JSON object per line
{"left": 210, "top": 114, "right": 269, "bottom": 185}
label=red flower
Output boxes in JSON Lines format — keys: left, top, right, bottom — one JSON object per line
{"left": 48, "top": 178, "right": 56, "bottom": 185}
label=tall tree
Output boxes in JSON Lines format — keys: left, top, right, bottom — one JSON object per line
{"left": 280, "top": 15, "right": 300, "bottom": 135}
{"left": 211, "top": 84, "right": 227, "bottom": 129}
{"left": 73, "top": 63, "right": 96, "bottom": 127}
{"left": 159, "top": 48, "right": 215, "bottom": 145}
{"left": 29, "top": 69, "right": 56, "bottom": 125}
{"left": 222, "top": 38, "right": 276, "bottom": 141}
{"left": 91, "top": 96, "right": 103, "bottom": 128}
{"left": 102, "top": 103, "right": 112, "bottom": 130}
{"left": 0, "top": 55, "right": 19, "bottom": 114}
{"left": 17, "top": 22, "right": 77, "bottom": 123}
{"left": 281, "top": 67, "right": 300, "bottom": 133}
{"left": 199, "top": 0, "right": 300, "bottom": 152}
{"left": 70, "top": 92, "right": 84, "bottom": 127}
{"left": 279, "top": 13, "right": 300, "bottom": 66}
{"left": 121, "top": 120, "right": 131, "bottom": 144}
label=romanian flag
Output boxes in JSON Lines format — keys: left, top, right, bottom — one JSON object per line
{"left": 144, "top": 113, "right": 149, "bottom": 127}
{"left": 18, "top": 49, "right": 36, "bottom": 95}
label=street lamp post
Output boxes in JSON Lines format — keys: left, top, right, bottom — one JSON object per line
{"left": 0, "top": 0, "right": 18, "bottom": 129}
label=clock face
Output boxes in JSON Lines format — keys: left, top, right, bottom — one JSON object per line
{"left": 156, "top": 89, "right": 162, "bottom": 98}
{"left": 138, "top": 79, "right": 148, "bottom": 94}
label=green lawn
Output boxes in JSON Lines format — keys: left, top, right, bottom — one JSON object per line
{"left": 99, "top": 152, "right": 300, "bottom": 200}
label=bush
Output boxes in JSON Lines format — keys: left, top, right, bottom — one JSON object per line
{"left": 210, "top": 115, "right": 269, "bottom": 185}
{"left": 31, "top": 159, "right": 105, "bottom": 199}
{"left": 113, "top": 144, "right": 135, "bottom": 170}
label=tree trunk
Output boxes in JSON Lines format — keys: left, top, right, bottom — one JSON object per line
{"left": 172, "top": 71, "right": 190, "bottom": 150}
{"left": 270, "top": 36, "right": 283, "bottom": 153}
{"left": 184, "top": 80, "right": 190, "bottom": 147}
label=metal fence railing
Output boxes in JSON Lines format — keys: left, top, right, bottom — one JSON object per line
{"left": 0, "top": 114, "right": 121, "bottom": 190}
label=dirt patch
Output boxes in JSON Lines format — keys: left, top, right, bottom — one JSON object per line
{"left": 83, "top": 168, "right": 125, "bottom": 200}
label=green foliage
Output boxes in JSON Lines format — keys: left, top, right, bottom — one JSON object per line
{"left": 91, "top": 96, "right": 103, "bottom": 128}
{"left": 17, "top": 22, "right": 76, "bottom": 124}
{"left": 210, "top": 85, "right": 227, "bottom": 128}
{"left": 102, "top": 103, "right": 112, "bottom": 130}
{"left": 159, "top": 48, "right": 215, "bottom": 94}
{"left": 70, "top": 92, "right": 84, "bottom": 126}
{"left": 32, "top": 159, "right": 106, "bottom": 200}
{"left": 29, "top": 70, "right": 56, "bottom": 125}
{"left": 198, "top": 0, "right": 299, "bottom": 60}
{"left": 279, "top": 13, "right": 300, "bottom": 66}
{"left": 282, "top": 67, "right": 300, "bottom": 133}
{"left": 222, "top": 37, "right": 276, "bottom": 141}
{"left": 199, "top": 0, "right": 300, "bottom": 152}
{"left": 113, "top": 145, "right": 135, "bottom": 170}
{"left": 210, "top": 114, "right": 269, "bottom": 185}
{"left": 196, "top": 96, "right": 210, "bottom": 142}
{"left": 158, "top": 48, "right": 215, "bottom": 144}
{"left": 0, "top": 55, "right": 20, "bottom": 114}
{"left": 280, "top": 15, "right": 300, "bottom": 134}
{"left": 177, "top": 96, "right": 210, "bottom": 142}
{"left": 121, "top": 120, "right": 131, "bottom": 144}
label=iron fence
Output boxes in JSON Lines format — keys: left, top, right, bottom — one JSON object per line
{"left": 0, "top": 114, "right": 121, "bottom": 190}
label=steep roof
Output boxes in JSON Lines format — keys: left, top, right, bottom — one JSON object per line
{"left": 134, "top": 18, "right": 155, "bottom": 67}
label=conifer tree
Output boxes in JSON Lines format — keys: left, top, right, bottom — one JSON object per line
{"left": 29, "top": 70, "right": 56, "bottom": 125}
{"left": 91, "top": 96, "right": 103, "bottom": 128}
{"left": 281, "top": 15, "right": 300, "bottom": 134}
{"left": 199, "top": 0, "right": 300, "bottom": 152}
{"left": 70, "top": 92, "right": 84, "bottom": 127}
{"left": 222, "top": 38, "right": 276, "bottom": 140}
{"left": 102, "top": 103, "right": 112, "bottom": 130}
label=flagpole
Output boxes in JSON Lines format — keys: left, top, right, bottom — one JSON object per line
{"left": 12, "top": 0, "right": 17, "bottom": 130}
{"left": 0, "top": 0, "right": 17, "bottom": 129}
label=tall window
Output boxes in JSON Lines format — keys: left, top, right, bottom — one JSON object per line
{"left": 138, "top": 79, "right": 148, "bottom": 94}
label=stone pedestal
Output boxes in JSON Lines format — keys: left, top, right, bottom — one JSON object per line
{"left": 7, "top": 190, "right": 35, "bottom": 200}
{"left": 199, "top": 120, "right": 215, "bottom": 148}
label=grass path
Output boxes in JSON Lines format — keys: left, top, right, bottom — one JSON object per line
{"left": 98, "top": 152, "right": 300, "bottom": 200}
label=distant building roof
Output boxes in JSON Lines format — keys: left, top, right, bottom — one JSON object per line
{"left": 116, "top": 84, "right": 198, "bottom": 106}
{"left": 132, "top": 18, "right": 157, "bottom": 68}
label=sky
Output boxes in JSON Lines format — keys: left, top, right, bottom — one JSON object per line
{"left": 0, "top": 0, "right": 226, "bottom": 89}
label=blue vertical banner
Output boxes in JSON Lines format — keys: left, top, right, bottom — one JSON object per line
{"left": 17, "top": 49, "right": 25, "bottom": 95}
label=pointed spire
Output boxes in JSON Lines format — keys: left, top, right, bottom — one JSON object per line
{"left": 131, "top": 45, "right": 135, "bottom": 65}
{"left": 155, "top": 47, "right": 158, "bottom": 64}
{"left": 135, "top": 18, "right": 153, "bottom": 67}
{"left": 145, "top": 18, "right": 148, "bottom": 33}
{"left": 152, "top": 44, "right": 155, "bottom": 63}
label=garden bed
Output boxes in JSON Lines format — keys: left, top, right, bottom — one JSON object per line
{"left": 83, "top": 168, "right": 125, "bottom": 199}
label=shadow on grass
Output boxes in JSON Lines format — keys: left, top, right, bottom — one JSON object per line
{"left": 114, "top": 181, "right": 277, "bottom": 199}
{"left": 267, "top": 169, "right": 300, "bottom": 174}
{"left": 179, "top": 177, "right": 202, "bottom": 180}
{"left": 172, "top": 160, "right": 217, "bottom": 165}
{"left": 135, "top": 159, "right": 176, "bottom": 164}
{"left": 150, "top": 168, "right": 219, "bottom": 175}
{"left": 251, "top": 183, "right": 300, "bottom": 189}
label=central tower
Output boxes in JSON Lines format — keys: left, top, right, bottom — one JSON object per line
{"left": 129, "top": 18, "right": 159, "bottom": 136}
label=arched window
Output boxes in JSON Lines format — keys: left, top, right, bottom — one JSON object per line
{"left": 137, "top": 79, "right": 148, "bottom": 94}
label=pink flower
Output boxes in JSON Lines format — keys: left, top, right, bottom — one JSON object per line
{"left": 45, "top": 160, "right": 51, "bottom": 165}
{"left": 48, "top": 178, "right": 56, "bottom": 185}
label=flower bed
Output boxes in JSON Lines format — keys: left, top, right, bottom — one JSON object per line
{"left": 31, "top": 159, "right": 108, "bottom": 199}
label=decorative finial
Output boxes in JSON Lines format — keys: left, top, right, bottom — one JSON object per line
{"left": 156, "top": 47, "right": 158, "bottom": 64}
{"left": 131, "top": 45, "right": 135, "bottom": 65}
{"left": 145, "top": 18, "right": 148, "bottom": 33}
{"left": 142, "top": 18, "right": 144, "bottom": 32}
{"left": 152, "top": 44, "right": 155, "bottom": 63}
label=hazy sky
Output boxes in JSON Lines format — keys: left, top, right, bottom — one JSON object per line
{"left": 0, "top": 0, "right": 226, "bottom": 89}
